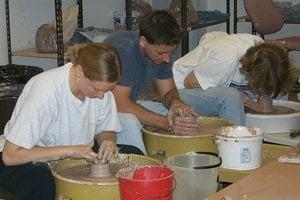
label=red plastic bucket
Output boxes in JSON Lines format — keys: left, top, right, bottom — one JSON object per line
{"left": 118, "top": 166, "right": 175, "bottom": 200}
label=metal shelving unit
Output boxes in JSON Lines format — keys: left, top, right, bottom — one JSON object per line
{"left": 181, "top": 0, "right": 231, "bottom": 56}
{"left": 5, "top": 0, "right": 83, "bottom": 67}
{"left": 125, "top": 0, "right": 231, "bottom": 56}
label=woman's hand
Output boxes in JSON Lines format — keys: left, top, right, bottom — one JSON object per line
{"left": 240, "top": 92, "right": 259, "bottom": 111}
{"left": 168, "top": 100, "right": 199, "bottom": 135}
{"left": 95, "top": 132, "right": 118, "bottom": 163}
{"left": 68, "top": 145, "right": 98, "bottom": 162}
{"left": 97, "top": 140, "right": 118, "bottom": 163}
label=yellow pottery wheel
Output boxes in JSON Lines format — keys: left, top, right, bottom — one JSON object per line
{"left": 51, "top": 154, "right": 161, "bottom": 200}
{"left": 142, "top": 116, "right": 233, "bottom": 157}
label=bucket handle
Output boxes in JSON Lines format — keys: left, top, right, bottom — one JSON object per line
{"left": 57, "top": 194, "right": 71, "bottom": 200}
{"left": 124, "top": 177, "right": 177, "bottom": 199}
{"left": 193, "top": 152, "right": 222, "bottom": 169}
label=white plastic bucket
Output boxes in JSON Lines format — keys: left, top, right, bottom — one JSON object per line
{"left": 215, "top": 126, "right": 264, "bottom": 170}
{"left": 163, "top": 152, "right": 221, "bottom": 200}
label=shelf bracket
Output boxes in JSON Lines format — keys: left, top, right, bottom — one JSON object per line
{"left": 77, "top": 0, "right": 83, "bottom": 28}
{"left": 5, "top": 0, "right": 12, "bottom": 65}
{"left": 55, "top": 0, "right": 64, "bottom": 66}
{"left": 125, "top": 0, "right": 132, "bottom": 30}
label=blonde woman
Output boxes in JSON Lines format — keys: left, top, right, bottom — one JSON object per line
{"left": 0, "top": 43, "right": 122, "bottom": 200}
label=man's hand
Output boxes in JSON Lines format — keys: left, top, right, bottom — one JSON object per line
{"left": 168, "top": 100, "right": 199, "bottom": 135}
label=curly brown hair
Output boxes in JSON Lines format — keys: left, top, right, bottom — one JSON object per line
{"left": 240, "top": 43, "right": 294, "bottom": 98}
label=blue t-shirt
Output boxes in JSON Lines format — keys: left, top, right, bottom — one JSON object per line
{"left": 104, "top": 31, "right": 173, "bottom": 101}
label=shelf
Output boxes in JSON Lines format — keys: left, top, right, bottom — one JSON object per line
{"left": 125, "top": 0, "right": 230, "bottom": 56}
{"left": 12, "top": 48, "right": 70, "bottom": 60}
{"left": 5, "top": 0, "right": 83, "bottom": 66}
{"left": 187, "top": 17, "right": 230, "bottom": 32}
{"left": 237, "top": 15, "right": 300, "bottom": 24}
{"left": 182, "top": 0, "right": 231, "bottom": 56}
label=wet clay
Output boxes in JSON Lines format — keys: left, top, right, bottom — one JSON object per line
{"left": 58, "top": 163, "right": 127, "bottom": 183}
{"left": 258, "top": 96, "right": 273, "bottom": 113}
{"left": 90, "top": 163, "right": 110, "bottom": 178}
{"left": 250, "top": 105, "right": 296, "bottom": 115}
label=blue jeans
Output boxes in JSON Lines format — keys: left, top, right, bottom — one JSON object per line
{"left": 117, "top": 101, "right": 168, "bottom": 155}
{"left": 178, "top": 87, "right": 245, "bottom": 126}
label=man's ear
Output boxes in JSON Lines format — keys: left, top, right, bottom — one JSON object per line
{"left": 139, "top": 36, "right": 148, "bottom": 48}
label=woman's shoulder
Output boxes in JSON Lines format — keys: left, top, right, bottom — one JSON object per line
{"left": 21, "top": 64, "right": 71, "bottom": 103}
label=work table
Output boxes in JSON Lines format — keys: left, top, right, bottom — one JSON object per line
{"left": 209, "top": 160, "right": 300, "bottom": 199}
{"left": 218, "top": 143, "right": 293, "bottom": 183}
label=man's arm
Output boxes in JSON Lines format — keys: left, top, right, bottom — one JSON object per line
{"left": 112, "top": 85, "right": 169, "bottom": 130}
{"left": 184, "top": 71, "right": 202, "bottom": 89}
{"left": 155, "top": 78, "right": 181, "bottom": 109}
{"left": 154, "top": 78, "right": 199, "bottom": 134}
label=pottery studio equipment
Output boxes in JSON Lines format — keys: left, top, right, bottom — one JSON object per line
{"left": 142, "top": 116, "right": 233, "bottom": 158}
{"left": 215, "top": 126, "right": 264, "bottom": 170}
{"left": 246, "top": 100, "right": 300, "bottom": 146}
{"left": 51, "top": 154, "right": 161, "bottom": 200}
{"left": 163, "top": 152, "right": 222, "bottom": 200}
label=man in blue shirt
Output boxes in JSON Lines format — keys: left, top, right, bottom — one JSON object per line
{"left": 104, "top": 10, "right": 244, "bottom": 154}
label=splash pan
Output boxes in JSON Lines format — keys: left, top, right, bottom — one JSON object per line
{"left": 246, "top": 100, "right": 300, "bottom": 134}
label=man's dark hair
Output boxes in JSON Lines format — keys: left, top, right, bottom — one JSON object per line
{"left": 139, "top": 10, "right": 181, "bottom": 45}
{"left": 240, "top": 43, "right": 294, "bottom": 98}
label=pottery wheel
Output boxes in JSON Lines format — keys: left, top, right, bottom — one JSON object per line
{"left": 249, "top": 105, "right": 296, "bottom": 115}
{"left": 58, "top": 163, "right": 127, "bottom": 183}
{"left": 245, "top": 100, "right": 300, "bottom": 134}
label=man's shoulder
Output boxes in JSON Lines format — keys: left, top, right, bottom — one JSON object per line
{"left": 104, "top": 31, "right": 137, "bottom": 46}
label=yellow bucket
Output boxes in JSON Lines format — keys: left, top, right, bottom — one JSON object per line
{"left": 51, "top": 154, "right": 161, "bottom": 200}
{"left": 142, "top": 117, "right": 233, "bottom": 157}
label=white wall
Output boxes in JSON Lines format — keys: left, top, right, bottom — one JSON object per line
{"left": 0, "top": 0, "right": 124, "bottom": 70}
{"left": 0, "top": 0, "right": 299, "bottom": 70}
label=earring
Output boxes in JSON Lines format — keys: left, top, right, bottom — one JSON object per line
{"left": 76, "top": 77, "right": 80, "bottom": 84}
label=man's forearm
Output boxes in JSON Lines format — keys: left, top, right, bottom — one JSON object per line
{"left": 123, "top": 100, "right": 169, "bottom": 129}
{"left": 161, "top": 88, "right": 181, "bottom": 109}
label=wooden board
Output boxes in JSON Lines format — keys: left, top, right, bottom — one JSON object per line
{"left": 209, "top": 160, "right": 300, "bottom": 199}
{"left": 13, "top": 48, "right": 70, "bottom": 59}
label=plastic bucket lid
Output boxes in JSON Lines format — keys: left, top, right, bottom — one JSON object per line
{"left": 216, "top": 126, "right": 264, "bottom": 138}
{"left": 118, "top": 166, "right": 174, "bottom": 200}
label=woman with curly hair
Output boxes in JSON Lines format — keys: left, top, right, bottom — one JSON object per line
{"left": 173, "top": 31, "right": 294, "bottom": 115}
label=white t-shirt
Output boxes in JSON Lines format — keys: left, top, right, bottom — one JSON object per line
{"left": 173, "top": 31, "right": 263, "bottom": 90}
{"left": 0, "top": 62, "right": 120, "bottom": 152}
